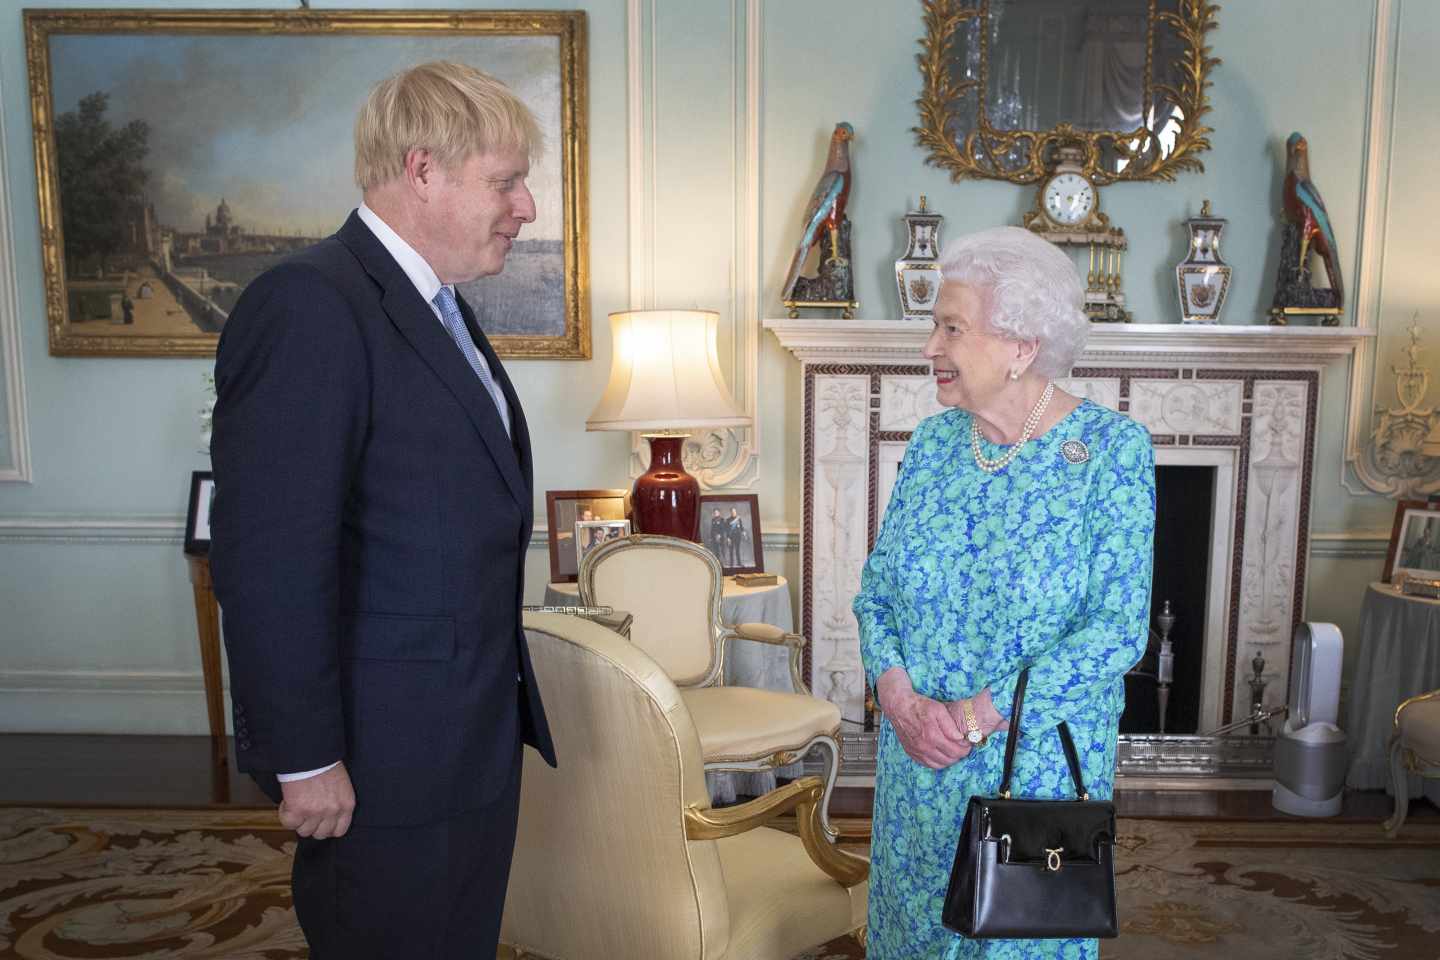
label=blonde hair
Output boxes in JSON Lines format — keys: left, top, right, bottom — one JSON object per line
{"left": 938, "top": 226, "right": 1090, "bottom": 378}
{"left": 354, "top": 61, "right": 542, "bottom": 191}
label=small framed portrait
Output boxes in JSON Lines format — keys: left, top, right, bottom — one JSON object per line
{"left": 184, "top": 470, "right": 216, "bottom": 556}
{"left": 545, "top": 489, "right": 629, "bottom": 582}
{"left": 575, "top": 518, "right": 631, "bottom": 568}
{"left": 696, "top": 494, "right": 763, "bottom": 576}
{"left": 1384, "top": 500, "right": 1440, "bottom": 582}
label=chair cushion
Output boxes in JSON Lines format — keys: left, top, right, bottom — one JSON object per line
{"left": 714, "top": 827, "right": 867, "bottom": 960}
{"left": 682, "top": 687, "right": 841, "bottom": 763}
{"left": 1398, "top": 695, "right": 1440, "bottom": 765}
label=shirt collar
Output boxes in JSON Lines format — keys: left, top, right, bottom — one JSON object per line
{"left": 356, "top": 203, "right": 451, "bottom": 304}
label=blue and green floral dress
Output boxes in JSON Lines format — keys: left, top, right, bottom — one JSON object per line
{"left": 855, "top": 399, "right": 1155, "bottom": 960}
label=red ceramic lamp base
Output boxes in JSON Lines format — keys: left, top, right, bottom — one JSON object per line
{"left": 631, "top": 434, "right": 699, "bottom": 540}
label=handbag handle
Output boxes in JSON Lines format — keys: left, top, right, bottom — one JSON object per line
{"left": 997, "top": 668, "right": 1089, "bottom": 801}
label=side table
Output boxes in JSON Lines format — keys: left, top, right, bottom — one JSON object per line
{"left": 185, "top": 553, "right": 227, "bottom": 768}
{"left": 1345, "top": 582, "right": 1440, "bottom": 804}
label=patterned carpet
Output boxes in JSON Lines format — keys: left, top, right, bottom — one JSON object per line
{"left": 1, "top": 807, "right": 1437, "bottom": 959}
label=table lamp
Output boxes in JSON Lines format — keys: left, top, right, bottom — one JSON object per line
{"left": 586, "top": 309, "right": 750, "bottom": 539}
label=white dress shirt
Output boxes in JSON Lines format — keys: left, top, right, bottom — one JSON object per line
{"left": 279, "top": 205, "right": 511, "bottom": 784}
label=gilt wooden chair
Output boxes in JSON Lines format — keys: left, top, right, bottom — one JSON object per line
{"left": 1384, "top": 687, "right": 1440, "bottom": 836}
{"left": 499, "top": 612, "right": 867, "bottom": 960}
{"left": 577, "top": 534, "right": 843, "bottom": 836}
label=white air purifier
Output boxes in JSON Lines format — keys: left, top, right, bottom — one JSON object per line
{"left": 1272, "top": 622, "right": 1347, "bottom": 817}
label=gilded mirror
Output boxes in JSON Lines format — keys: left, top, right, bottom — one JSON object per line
{"left": 916, "top": 0, "right": 1220, "bottom": 184}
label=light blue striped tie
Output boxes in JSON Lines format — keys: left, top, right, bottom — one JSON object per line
{"left": 433, "top": 286, "right": 510, "bottom": 436}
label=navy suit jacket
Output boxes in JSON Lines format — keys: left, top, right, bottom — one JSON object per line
{"left": 210, "top": 211, "right": 555, "bottom": 827}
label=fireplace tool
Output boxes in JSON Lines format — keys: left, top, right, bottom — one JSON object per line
{"left": 1127, "top": 599, "right": 1179, "bottom": 733}
{"left": 1202, "top": 652, "right": 1289, "bottom": 737}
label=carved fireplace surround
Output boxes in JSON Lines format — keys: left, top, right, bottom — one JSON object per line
{"left": 766, "top": 320, "right": 1372, "bottom": 783}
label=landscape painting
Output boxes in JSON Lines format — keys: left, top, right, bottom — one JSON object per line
{"left": 24, "top": 9, "right": 589, "bottom": 358}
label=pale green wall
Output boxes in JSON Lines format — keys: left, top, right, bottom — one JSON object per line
{"left": 1, "top": 0, "right": 1427, "bottom": 732}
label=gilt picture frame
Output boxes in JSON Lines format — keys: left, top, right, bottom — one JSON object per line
{"left": 23, "top": 8, "right": 589, "bottom": 359}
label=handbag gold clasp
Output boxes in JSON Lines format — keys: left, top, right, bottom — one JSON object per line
{"left": 1045, "top": 847, "right": 1063, "bottom": 872}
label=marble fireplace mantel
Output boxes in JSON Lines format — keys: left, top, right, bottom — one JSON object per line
{"left": 766, "top": 319, "right": 1374, "bottom": 368}
{"left": 767, "top": 318, "right": 1373, "bottom": 780}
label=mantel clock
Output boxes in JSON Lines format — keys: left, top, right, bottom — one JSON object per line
{"left": 1023, "top": 146, "right": 1130, "bottom": 323}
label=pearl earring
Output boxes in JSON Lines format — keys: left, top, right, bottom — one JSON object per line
{"left": 1008, "top": 369, "right": 1020, "bottom": 381}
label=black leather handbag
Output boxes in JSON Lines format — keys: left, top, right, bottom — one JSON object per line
{"left": 941, "top": 668, "right": 1119, "bottom": 939}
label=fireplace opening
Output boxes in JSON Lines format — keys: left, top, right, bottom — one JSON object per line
{"left": 1120, "top": 464, "right": 1215, "bottom": 735}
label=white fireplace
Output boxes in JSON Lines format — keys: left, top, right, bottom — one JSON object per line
{"left": 767, "top": 320, "right": 1372, "bottom": 777}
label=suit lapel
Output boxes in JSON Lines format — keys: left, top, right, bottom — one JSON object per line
{"left": 337, "top": 213, "right": 527, "bottom": 510}
{"left": 458, "top": 293, "right": 534, "bottom": 532}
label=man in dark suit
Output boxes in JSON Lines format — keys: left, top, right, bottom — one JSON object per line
{"left": 210, "top": 62, "right": 553, "bottom": 958}
{"left": 708, "top": 507, "right": 726, "bottom": 559}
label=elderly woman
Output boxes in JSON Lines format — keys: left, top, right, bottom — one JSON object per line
{"left": 855, "top": 226, "right": 1155, "bottom": 959}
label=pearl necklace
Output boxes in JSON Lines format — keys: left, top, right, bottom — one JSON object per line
{"left": 971, "top": 381, "right": 1055, "bottom": 473}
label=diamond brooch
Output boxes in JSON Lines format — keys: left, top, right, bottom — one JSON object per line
{"left": 1061, "top": 439, "right": 1090, "bottom": 464}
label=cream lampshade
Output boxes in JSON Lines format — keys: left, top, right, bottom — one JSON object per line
{"left": 586, "top": 310, "right": 750, "bottom": 539}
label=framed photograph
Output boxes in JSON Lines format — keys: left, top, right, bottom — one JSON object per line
{"left": 697, "top": 494, "right": 763, "bottom": 576}
{"left": 545, "top": 489, "right": 629, "bottom": 583}
{"left": 1384, "top": 500, "right": 1440, "bottom": 582}
{"left": 183, "top": 470, "right": 215, "bottom": 556}
{"left": 574, "top": 518, "right": 631, "bottom": 568}
{"left": 24, "top": 9, "right": 589, "bottom": 359}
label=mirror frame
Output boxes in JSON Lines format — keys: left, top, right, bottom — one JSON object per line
{"left": 914, "top": 0, "right": 1220, "bottom": 185}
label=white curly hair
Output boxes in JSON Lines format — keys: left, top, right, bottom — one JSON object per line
{"left": 937, "top": 226, "right": 1089, "bottom": 378}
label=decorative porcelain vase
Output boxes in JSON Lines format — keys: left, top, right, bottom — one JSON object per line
{"left": 1175, "top": 200, "right": 1232, "bottom": 324}
{"left": 895, "top": 195, "right": 944, "bottom": 322}
{"left": 632, "top": 434, "right": 699, "bottom": 540}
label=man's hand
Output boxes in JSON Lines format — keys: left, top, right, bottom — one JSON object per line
{"left": 279, "top": 762, "right": 356, "bottom": 839}
{"left": 875, "top": 667, "right": 971, "bottom": 770}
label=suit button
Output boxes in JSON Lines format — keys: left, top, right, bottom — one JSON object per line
{"left": 237, "top": 738, "right": 252, "bottom": 751}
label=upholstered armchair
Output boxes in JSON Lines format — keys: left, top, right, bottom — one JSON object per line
{"left": 1384, "top": 688, "right": 1440, "bottom": 836}
{"left": 499, "top": 612, "right": 868, "bottom": 960}
{"left": 577, "top": 534, "right": 842, "bottom": 835}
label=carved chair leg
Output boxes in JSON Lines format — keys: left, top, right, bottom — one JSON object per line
{"left": 814, "top": 735, "right": 841, "bottom": 842}
{"left": 851, "top": 925, "right": 867, "bottom": 949}
{"left": 1384, "top": 736, "right": 1411, "bottom": 837}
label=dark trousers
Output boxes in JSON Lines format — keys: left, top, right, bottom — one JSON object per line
{"left": 290, "top": 750, "right": 523, "bottom": 959}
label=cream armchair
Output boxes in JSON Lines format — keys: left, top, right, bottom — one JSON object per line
{"left": 577, "top": 534, "right": 842, "bottom": 836}
{"left": 500, "top": 612, "right": 867, "bottom": 960}
{"left": 1384, "top": 688, "right": 1440, "bottom": 836}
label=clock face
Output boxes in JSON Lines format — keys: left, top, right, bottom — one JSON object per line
{"left": 1043, "top": 172, "right": 1096, "bottom": 226}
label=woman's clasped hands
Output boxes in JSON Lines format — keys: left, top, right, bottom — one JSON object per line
{"left": 875, "top": 667, "right": 1006, "bottom": 770}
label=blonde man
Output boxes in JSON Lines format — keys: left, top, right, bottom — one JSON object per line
{"left": 211, "top": 62, "right": 554, "bottom": 958}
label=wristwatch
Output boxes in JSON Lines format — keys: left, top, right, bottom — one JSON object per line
{"left": 961, "top": 699, "right": 987, "bottom": 747}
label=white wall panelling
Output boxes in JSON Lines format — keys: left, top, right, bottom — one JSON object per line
{"left": 1343, "top": 0, "right": 1398, "bottom": 494}
{"left": 0, "top": 60, "right": 31, "bottom": 483}
{"left": 625, "top": 0, "right": 762, "bottom": 489}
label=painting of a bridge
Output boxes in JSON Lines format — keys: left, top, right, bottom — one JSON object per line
{"left": 24, "top": 9, "right": 589, "bottom": 358}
